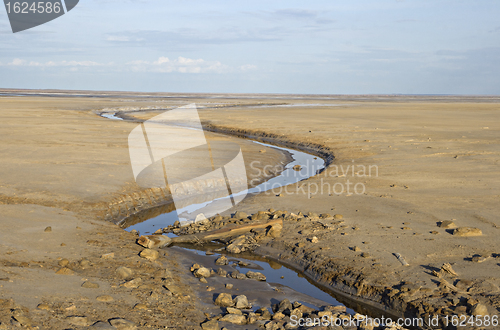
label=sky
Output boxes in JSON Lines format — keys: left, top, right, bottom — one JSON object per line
{"left": 0, "top": 0, "right": 499, "bottom": 94}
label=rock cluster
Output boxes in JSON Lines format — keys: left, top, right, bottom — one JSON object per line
{"left": 204, "top": 297, "right": 410, "bottom": 330}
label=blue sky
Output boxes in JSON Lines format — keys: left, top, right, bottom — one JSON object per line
{"left": 1, "top": 0, "right": 499, "bottom": 94}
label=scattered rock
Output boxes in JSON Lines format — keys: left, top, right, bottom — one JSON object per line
{"left": 225, "top": 283, "right": 233, "bottom": 289}
{"left": 37, "top": 304, "right": 50, "bottom": 310}
{"left": 333, "top": 214, "right": 343, "bottom": 220}
{"left": 58, "top": 259, "right": 69, "bottom": 267}
{"left": 96, "top": 295, "right": 114, "bottom": 302}
{"left": 101, "top": 252, "right": 114, "bottom": 259}
{"left": 438, "top": 220, "right": 456, "bottom": 229}
{"left": 252, "top": 211, "right": 268, "bottom": 221}
{"left": 81, "top": 281, "right": 99, "bottom": 289}
{"left": 217, "top": 268, "right": 227, "bottom": 277}
{"left": 194, "top": 267, "right": 211, "bottom": 278}
{"left": 293, "top": 165, "right": 302, "bottom": 171}
{"left": 215, "top": 293, "right": 234, "bottom": 307}
{"left": 66, "top": 316, "right": 89, "bottom": 327}
{"left": 452, "top": 227, "right": 482, "bottom": 237}
{"left": 276, "top": 299, "right": 292, "bottom": 314}
{"left": 246, "top": 271, "right": 266, "bottom": 281}
{"left": 44, "top": 226, "right": 52, "bottom": 232}
{"left": 233, "top": 211, "right": 248, "bottom": 220}
{"left": 272, "top": 312, "right": 285, "bottom": 320}
{"left": 201, "top": 319, "right": 219, "bottom": 330}
{"left": 12, "top": 310, "right": 31, "bottom": 327}
{"left": 55, "top": 267, "right": 74, "bottom": 275}
{"left": 80, "top": 259, "right": 91, "bottom": 268}
{"left": 116, "top": 266, "right": 134, "bottom": 279}
{"left": 472, "top": 255, "right": 490, "bottom": 263}
{"left": 90, "top": 321, "right": 115, "bottom": 329}
{"left": 109, "top": 318, "right": 137, "bottom": 330}
{"left": 122, "top": 278, "right": 142, "bottom": 289}
{"left": 199, "top": 277, "right": 208, "bottom": 284}
{"left": 310, "top": 236, "right": 319, "bottom": 243}
{"left": 134, "top": 303, "right": 148, "bottom": 310}
{"left": 266, "top": 224, "right": 282, "bottom": 238}
{"left": 219, "top": 314, "right": 246, "bottom": 325}
{"left": 139, "top": 248, "right": 159, "bottom": 261}
{"left": 226, "top": 307, "right": 243, "bottom": 315}
{"left": 470, "top": 303, "right": 489, "bottom": 316}
{"left": 215, "top": 255, "right": 228, "bottom": 266}
{"left": 233, "top": 295, "right": 251, "bottom": 309}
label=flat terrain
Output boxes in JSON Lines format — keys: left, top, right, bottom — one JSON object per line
{"left": 0, "top": 90, "right": 499, "bottom": 328}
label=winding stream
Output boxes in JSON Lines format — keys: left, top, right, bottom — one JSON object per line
{"left": 101, "top": 110, "right": 365, "bottom": 316}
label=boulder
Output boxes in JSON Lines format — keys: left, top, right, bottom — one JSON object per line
{"left": 215, "top": 293, "right": 234, "bottom": 307}
{"left": 246, "top": 271, "right": 266, "bottom": 281}
{"left": 194, "top": 267, "right": 211, "bottom": 278}
{"left": 233, "top": 295, "right": 251, "bottom": 309}
{"left": 219, "top": 314, "right": 247, "bottom": 325}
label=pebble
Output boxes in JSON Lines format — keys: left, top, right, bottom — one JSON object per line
{"left": 55, "top": 267, "right": 74, "bottom": 275}
{"left": 116, "top": 266, "right": 133, "bottom": 279}
{"left": 438, "top": 220, "right": 456, "bottom": 229}
{"left": 96, "top": 295, "right": 114, "bottom": 302}
{"left": 66, "top": 316, "right": 89, "bottom": 327}
{"left": 310, "top": 236, "right": 319, "bottom": 243}
{"left": 58, "top": 259, "right": 69, "bottom": 267}
{"left": 226, "top": 307, "right": 243, "bottom": 315}
{"left": 233, "top": 295, "right": 251, "bottom": 309}
{"left": 109, "top": 318, "right": 137, "bottom": 330}
{"left": 217, "top": 268, "right": 228, "bottom": 277}
{"left": 134, "top": 303, "right": 148, "bottom": 310}
{"left": 233, "top": 211, "right": 248, "bottom": 220}
{"left": 81, "top": 281, "right": 100, "bottom": 289}
{"left": 215, "top": 255, "right": 228, "bottom": 265}
{"left": 201, "top": 319, "right": 219, "bottom": 330}
{"left": 37, "top": 303, "right": 50, "bottom": 310}
{"left": 139, "top": 248, "right": 159, "bottom": 261}
{"left": 219, "top": 314, "right": 247, "bottom": 325}
{"left": 122, "top": 278, "right": 142, "bottom": 288}
{"left": 194, "top": 267, "right": 211, "bottom": 278}
{"left": 225, "top": 283, "right": 233, "bottom": 289}
{"left": 44, "top": 226, "right": 52, "bottom": 232}
{"left": 199, "top": 277, "right": 208, "bottom": 283}
{"left": 246, "top": 271, "right": 266, "bottom": 281}
{"left": 333, "top": 214, "right": 343, "bottom": 220}
{"left": 80, "top": 259, "right": 91, "bottom": 268}
{"left": 215, "top": 293, "right": 234, "bottom": 307}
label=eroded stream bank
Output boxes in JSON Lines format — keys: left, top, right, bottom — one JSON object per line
{"left": 102, "top": 108, "right": 415, "bottom": 328}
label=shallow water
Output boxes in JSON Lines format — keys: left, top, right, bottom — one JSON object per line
{"left": 125, "top": 140, "right": 324, "bottom": 234}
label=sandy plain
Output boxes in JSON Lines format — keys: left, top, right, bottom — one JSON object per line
{"left": 0, "top": 90, "right": 499, "bottom": 329}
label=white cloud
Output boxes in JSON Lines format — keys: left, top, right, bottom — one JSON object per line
{"left": 2, "top": 56, "right": 256, "bottom": 74}
{"left": 6, "top": 58, "right": 102, "bottom": 67}
{"left": 127, "top": 56, "right": 229, "bottom": 74}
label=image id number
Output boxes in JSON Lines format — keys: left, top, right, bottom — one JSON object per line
{"left": 5, "top": 2, "right": 62, "bottom": 14}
